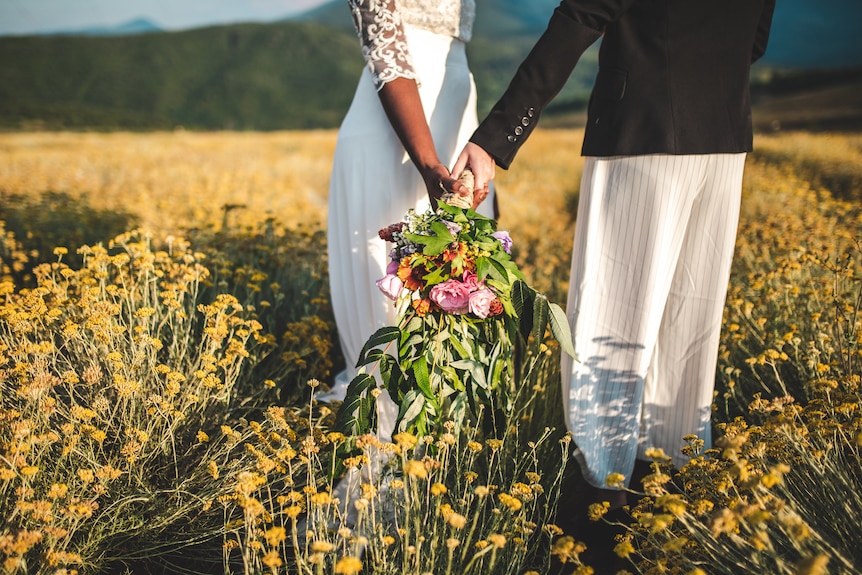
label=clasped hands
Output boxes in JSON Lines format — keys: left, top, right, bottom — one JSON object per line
{"left": 424, "top": 142, "right": 495, "bottom": 212}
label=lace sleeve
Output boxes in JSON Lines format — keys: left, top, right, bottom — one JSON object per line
{"left": 348, "top": 0, "right": 418, "bottom": 90}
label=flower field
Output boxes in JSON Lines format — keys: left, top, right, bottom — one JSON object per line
{"left": 0, "top": 129, "right": 860, "bottom": 575}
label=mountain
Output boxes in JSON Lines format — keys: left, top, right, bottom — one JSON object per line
{"left": 0, "top": 0, "right": 859, "bottom": 132}
{"left": 0, "top": 22, "right": 362, "bottom": 130}
{"left": 293, "top": 0, "right": 862, "bottom": 70}
{"left": 37, "top": 18, "right": 163, "bottom": 37}
{"left": 289, "top": 0, "right": 599, "bottom": 114}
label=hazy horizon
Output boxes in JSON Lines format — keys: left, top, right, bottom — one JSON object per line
{"left": 0, "top": 0, "right": 331, "bottom": 36}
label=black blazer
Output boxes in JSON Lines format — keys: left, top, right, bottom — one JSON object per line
{"left": 472, "top": 0, "right": 776, "bottom": 168}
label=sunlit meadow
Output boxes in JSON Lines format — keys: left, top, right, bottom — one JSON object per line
{"left": 0, "top": 129, "right": 859, "bottom": 575}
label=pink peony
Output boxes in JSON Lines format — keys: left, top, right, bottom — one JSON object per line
{"left": 429, "top": 279, "right": 472, "bottom": 314}
{"left": 376, "top": 274, "right": 403, "bottom": 301}
{"left": 468, "top": 288, "right": 497, "bottom": 318}
{"left": 461, "top": 270, "right": 481, "bottom": 291}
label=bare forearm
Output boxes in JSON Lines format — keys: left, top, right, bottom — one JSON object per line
{"left": 377, "top": 78, "right": 442, "bottom": 174}
{"left": 377, "top": 77, "right": 469, "bottom": 203}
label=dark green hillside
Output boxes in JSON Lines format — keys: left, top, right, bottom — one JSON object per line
{"left": 292, "top": 0, "right": 597, "bottom": 117}
{"left": 0, "top": 22, "right": 363, "bottom": 130}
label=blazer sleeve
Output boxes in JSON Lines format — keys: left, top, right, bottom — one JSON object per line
{"left": 751, "top": 0, "right": 776, "bottom": 63}
{"left": 470, "top": 0, "right": 635, "bottom": 169}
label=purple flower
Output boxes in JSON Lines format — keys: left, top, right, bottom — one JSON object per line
{"left": 444, "top": 220, "right": 462, "bottom": 235}
{"left": 376, "top": 274, "right": 403, "bottom": 301}
{"left": 491, "top": 231, "right": 512, "bottom": 254}
{"left": 386, "top": 259, "right": 400, "bottom": 276}
{"left": 468, "top": 288, "right": 497, "bottom": 319}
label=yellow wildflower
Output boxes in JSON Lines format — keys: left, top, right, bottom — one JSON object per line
{"left": 334, "top": 556, "right": 363, "bottom": 574}
{"left": 447, "top": 512, "right": 467, "bottom": 529}
{"left": 550, "top": 536, "right": 586, "bottom": 564}
{"left": 311, "top": 540, "right": 334, "bottom": 553}
{"left": 264, "top": 526, "right": 286, "bottom": 547}
{"left": 605, "top": 473, "right": 626, "bottom": 488}
{"left": 656, "top": 494, "right": 687, "bottom": 516}
{"left": 498, "top": 493, "right": 523, "bottom": 512}
{"left": 587, "top": 501, "right": 610, "bottom": 521}
{"left": 261, "top": 550, "right": 282, "bottom": 568}
{"left": 47, "top": 484, "right": 68, "bottom": 499}
{"left": 795, "top": 555, "right": 829, "bottom": 575}
{"left": 614, "top": 539, "right": 635, "bottom": 558}
{"left": 403, "top": 460, "right": 427, "bottom": 479}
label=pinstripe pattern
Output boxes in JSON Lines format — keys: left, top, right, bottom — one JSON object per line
{"left": 560, "top": 153, "right": 746, "bottom": 488}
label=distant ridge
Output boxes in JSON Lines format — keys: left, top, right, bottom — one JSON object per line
{"left": 0, "top": 21, "right": 363, "bottom": 131}
{"left": 37, "top": 18, "right": 163, "bottom": 37}
{"left": 0, "top": 0, "right": 859, "bottom": 133}
{"left": 293, "top": 0, "right": 862, "bottom": 70}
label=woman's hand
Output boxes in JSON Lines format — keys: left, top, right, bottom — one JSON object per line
{"left": 420, "top": 163, "right": 466, "bottom": 207}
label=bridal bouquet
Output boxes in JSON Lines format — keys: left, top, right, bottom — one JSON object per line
{"left": 336, "top": 177, "right": 575, "bottom": 437}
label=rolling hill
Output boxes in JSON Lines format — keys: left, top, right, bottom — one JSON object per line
{"left": 0, "top": 0, "right": 859, "bottom": 132}
{"left": 0, "top": 21, "right": 363, "bottom": 130}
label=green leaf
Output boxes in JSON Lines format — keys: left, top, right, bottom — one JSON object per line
{"left": 487, "top": 258, "right": 509, "bottom": 283}
{"left": 412, "top": 356, "right": 436, "bottom": 406}
{"left": 447, "top": 331, "right": 470, "bottom": 359}
{"left": 512, "top": 280, "right": 536, "bottom": 340}
{"left": 334, "top": 373, "right": 377, "bottom": 435}
{"left": 476, "top": 256, "right": 492, "bottom": 282}
{"left": 398, "top": 389, "right": 427, "bottom": 432}
{"left": 356, "top": 326, "right": 400, "bottom": 367}
{"left": 379, "top": 354, "right": 404, "bottom": 399}
{"left": 450, "top": 359, "right": 488, "bottom": 389}
{"left": 549, "top": 302, "right": 577, "bottom": 359}
{"left": 532, "top": 292, "right": 550, "bottom": 348}
{"left": 405, "top": 220, "right": 454, "bottom": 256}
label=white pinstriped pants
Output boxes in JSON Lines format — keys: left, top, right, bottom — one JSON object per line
{"left": 560, "top": 153, "right": 746, "bottom": 488}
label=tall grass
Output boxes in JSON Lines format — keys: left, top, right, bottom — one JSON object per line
{"left": 0, "top": 129, "right": 860, "bottom": 574}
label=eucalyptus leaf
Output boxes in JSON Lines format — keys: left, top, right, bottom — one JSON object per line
{"left": 398, "top": 390, "right": 428, "bottom": 432}
{"left": 412, "top": 356, "right": 436, "bottom": 408}
{"left": 549, "top": 302, "right": 577, "bottom": 359}
{"left": 450, "top": 358, "right": 488, "bottom": 389}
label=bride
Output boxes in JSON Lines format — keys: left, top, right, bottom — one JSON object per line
{"left": 323, "top": 0, "right": 497, "bottom": 440}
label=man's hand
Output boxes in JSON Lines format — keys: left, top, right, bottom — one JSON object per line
{"left": 450, "top": 142, "right": 495, "bottom": 211}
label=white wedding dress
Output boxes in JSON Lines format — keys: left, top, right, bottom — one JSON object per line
{"left": 324, "top": 0, "right": 495, "bottom": 441}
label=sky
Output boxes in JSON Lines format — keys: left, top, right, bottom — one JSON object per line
{"left": 0, "top": 0, "right": 331, "bottom": 35}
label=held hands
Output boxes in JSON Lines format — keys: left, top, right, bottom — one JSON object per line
{"left": 420, "top": 163, "right": 463, "bottom": 207}
{"left": 421, "top": 163, "right": 486, "bottom": 212}
{"left": 449, "top": 142, "right": 495, "bottom": 211}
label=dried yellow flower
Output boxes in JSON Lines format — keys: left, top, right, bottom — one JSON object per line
{"left": 334, "top": 556, "right": 363, "bottom": 574}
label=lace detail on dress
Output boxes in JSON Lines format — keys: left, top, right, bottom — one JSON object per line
{"left": 348, "top": 0, "right": 475, "bottom": 90}
{"left": 349, "top": 0, "right": 416, "bottom": 90}
{"left": 401, "top": 0, "right": 474, "bottom": 43}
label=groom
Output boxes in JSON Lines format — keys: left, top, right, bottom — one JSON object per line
{"left": 453, "top": 0, "right": 775, "bottom": 566}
